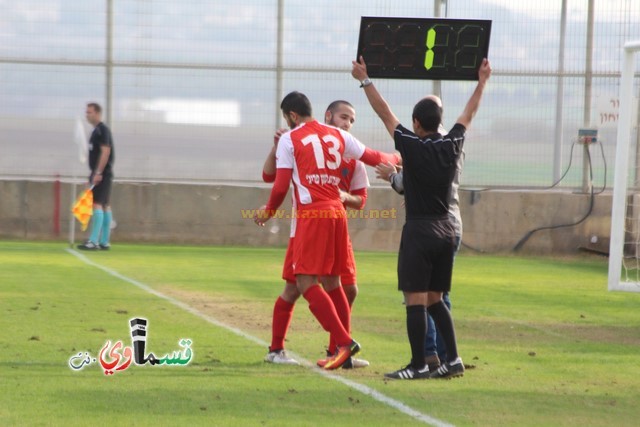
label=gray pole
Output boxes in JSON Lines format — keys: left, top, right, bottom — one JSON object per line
{"left": 582, "top": 0, "right": 595, "bottom": 193}
{"left": 69, "top": 183, "right": 77, "bottom": 247}
{"left": 432, "top": 0, "right": 445, "bottom": 98}
{"left": 635, "top": 97, "right": 640, "bottom": 188}
{"left": 106, "top": 0, "right": 113, "bottom": 125}
{"left": 553, "top": 0, "right": 568, "bottom": 184}
{"left": 274, "top": 0, "right": 284, "bottom": 129}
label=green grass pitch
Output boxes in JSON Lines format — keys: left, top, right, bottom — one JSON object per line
{"left": 1, "top": 241, "right": 639, "bottom": 426}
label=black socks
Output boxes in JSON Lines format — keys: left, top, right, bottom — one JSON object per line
{"left": 406, "top": 305, "right": 427, "bottom": 369}
{"left": 427, "top": 300, "right": 459, "bottom": 362}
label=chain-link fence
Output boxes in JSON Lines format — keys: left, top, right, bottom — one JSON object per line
{"left": 1, "top": 0, "right": 639, "bottom": 188}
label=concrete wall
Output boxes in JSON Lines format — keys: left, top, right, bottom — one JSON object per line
{"left": 0, "top": 180, "right": 613, "bottom": 254}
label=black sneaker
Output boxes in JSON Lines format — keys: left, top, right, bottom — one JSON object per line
{"left": 429, "top": 358, "right": 465, "bottom": 379}
{"left": 99, "top": 243, "right": 111, "bottom": 250}
{"left": 77, "top": 241, "right": 100, "bottom": 250}
{"left": 342, "top": 356, "right": 370, "bottom": 369}
{"left": 384, "top": 364, "right": 430, "bottom": 380}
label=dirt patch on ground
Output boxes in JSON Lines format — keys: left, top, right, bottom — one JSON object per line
{"left": 550, "top": 323, "right": 640, "bottom": 346}
{"left": 464, "top": 318, "right": 640, "bottom": 347}
{"left": 158, "top": 285, "right": 324, "bottom": 339}
{"left": 158, "top": 287, "right": 640, "bottom": 353}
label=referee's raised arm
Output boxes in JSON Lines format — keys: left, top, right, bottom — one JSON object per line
{"left": 456, "top": 58, "right": 492, "bottom": 129}
{"left": 351, "top": 56, "right": 400, "bottom": 138}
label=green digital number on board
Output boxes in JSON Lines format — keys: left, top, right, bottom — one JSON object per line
{"left": 424, "top": 28, "right": 436, "bottom": 70}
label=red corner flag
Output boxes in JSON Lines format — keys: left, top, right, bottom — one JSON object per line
{"left": 72, "top": 188, "right": 93, "bottom": 231}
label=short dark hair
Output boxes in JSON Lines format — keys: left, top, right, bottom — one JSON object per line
{"left": 326, "top": 100, "right": 353, "bottom": 114}
{"left": 87, "top": 102, "right": 102, "bottom": 113}
{"left": 412, "top": 98, "right": 442, "bottom": 133}
{"left": 280, "top": 91, "right": 312, "bottom": 117}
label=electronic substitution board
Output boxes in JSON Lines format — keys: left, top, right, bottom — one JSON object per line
{"left": 356, "top": 17, "right": 492, "bottom": 81}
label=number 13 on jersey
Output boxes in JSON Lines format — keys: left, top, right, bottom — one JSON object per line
{"left": 302, "top": 134, "right": 342, "bottom": 170}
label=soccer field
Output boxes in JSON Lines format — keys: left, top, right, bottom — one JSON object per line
{"left": 1, "top": 241, "right": 639, "bottom": 426}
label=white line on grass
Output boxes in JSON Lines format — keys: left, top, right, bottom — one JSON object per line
{"left": 66, "top": 248, "right": 453, "bottom": 427}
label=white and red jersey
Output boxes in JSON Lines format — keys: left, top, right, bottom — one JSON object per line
{"left": 262, "top": 134, "right": 367, "bottom": 238}
{"left": 339, "top": 158, "right": 369, "bottom": 193}
{"left": 288, "top": 159, "right": 368, "bottom": 239}
{"left": 264, "top": 119, "right": 394, "bottom": 219}
{"left": 275, "top": 120, "right": 366, "bottom": 207}
{"left": 266, "top": 120, "right": 379, "bottom": 281}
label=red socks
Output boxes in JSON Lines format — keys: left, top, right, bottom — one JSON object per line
{"left": 269, "top": 296, "right": 294, "bottom": 351}
{"left": 303, "top": 285, "right": 351, "bottom": 347}
{"left": 326, "top": 286, "right": 351, "bottom": 353}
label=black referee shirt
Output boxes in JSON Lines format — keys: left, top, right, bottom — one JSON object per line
{"left": 393, "top": 123, "right": 465, "bottom": 220}
{"left": 88, "top": 122, "right": 115, "bottom": 174}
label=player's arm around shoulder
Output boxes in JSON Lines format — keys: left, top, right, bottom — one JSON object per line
{"left": 340, "top": 189, "right": 365, "bottom": 210}
{"left": 344, "top": 160, "right": 369, "bottom": 210}
{"left": 456, "top": 58, "right": 492, "bottom": 129}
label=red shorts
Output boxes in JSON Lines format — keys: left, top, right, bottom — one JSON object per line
{"left": 281, "top": 201, "right": 356, "bottom": 283}
{"left": 342, "top": 237, "right": 357, "bottom": 286}
{"left": 282, "top": 236, "right": 357, "bottom": 285}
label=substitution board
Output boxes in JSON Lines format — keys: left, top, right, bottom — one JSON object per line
{"left": 356, "top": 17, "right": 492, "bottom": 81}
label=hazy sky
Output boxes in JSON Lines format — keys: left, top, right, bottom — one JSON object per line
{"left": 477, "top": 0, "right": 639, "bottom": 20}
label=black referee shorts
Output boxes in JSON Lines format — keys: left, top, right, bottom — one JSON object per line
{"left": 92, "top": 174, "right": 113, "bottom": 206}
{"left": 397, "top": 218, "right": 456, "bottom": 293}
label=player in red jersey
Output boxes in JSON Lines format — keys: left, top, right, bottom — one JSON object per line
{"left": 263, "top": 100, "right": 370, "bottom": 368}
{"left": 254, "top": 91, "right": 398, "bottom": 370}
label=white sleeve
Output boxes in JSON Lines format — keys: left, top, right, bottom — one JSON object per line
{"left": 340, "top": 129, "right": 366, "bottom": 160}
{"left": 275, "top": 133, "right": 294, "bottom": 169}
{"left": 349, "top": 161, "right": 369, "bottom": 191}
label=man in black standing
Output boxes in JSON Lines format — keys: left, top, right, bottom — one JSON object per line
{"left": 78, "top": 102, "right": 115, "bottom": 251}
{"left": 352, "top": 57, "right": 492, "bottom": 379}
